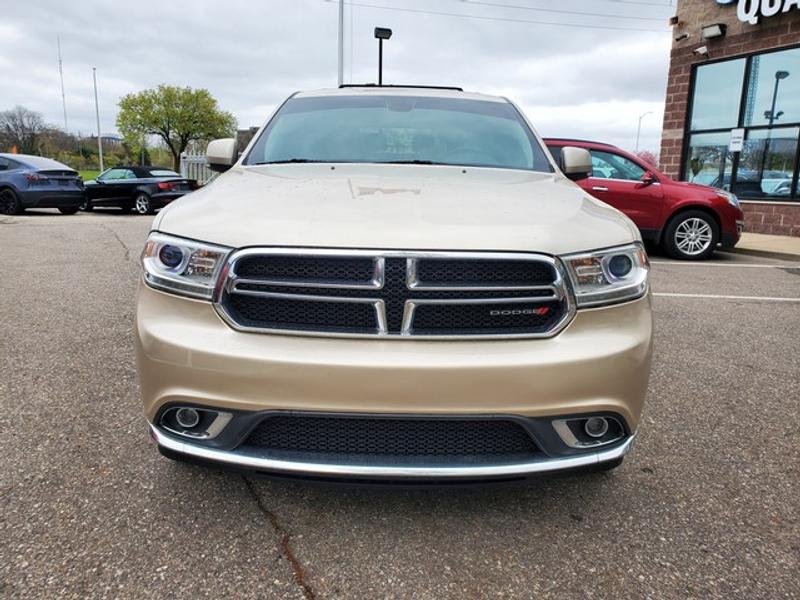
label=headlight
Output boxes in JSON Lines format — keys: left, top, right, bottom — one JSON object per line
{"left": 562, "top": 243, "right": 649, "bottom": 308}
{"left": 141, "top": 232, "right": 231, "bottom": 300}
{"left": 716, "top": 189, "right": 740, "bottom": 208}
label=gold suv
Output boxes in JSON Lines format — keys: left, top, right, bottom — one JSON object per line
{"left": 136, "top": 86, "right": 653, "bottom": 481}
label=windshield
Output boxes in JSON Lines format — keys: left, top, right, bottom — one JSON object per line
{"left": 244, "top": 95, "right": 552, "bottom": 172}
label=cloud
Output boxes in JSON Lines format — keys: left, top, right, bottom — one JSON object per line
{"left": 0, "top": 0, "right": 673, "bottom": 152}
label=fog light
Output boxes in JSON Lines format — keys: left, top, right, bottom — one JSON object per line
{"left": 175, "top": 407, "right": 200, "bottom": 429}
{"left": 584, "top": 417, "right": 609, "bottom": 438}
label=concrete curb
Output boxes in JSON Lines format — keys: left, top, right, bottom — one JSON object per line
{"left": 719, "top": 247, "right": 800, "bottom": 263}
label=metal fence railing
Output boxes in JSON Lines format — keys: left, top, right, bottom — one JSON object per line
{"left": 180, "top": 152, "right": 216, "bottom": 185}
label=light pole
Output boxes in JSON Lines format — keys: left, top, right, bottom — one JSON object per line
{"left": 374, "top": 27, "right": 392, "bottom": 86}
{"left": 92, "top": 67, "right": 104, "bottom": 172}
{"left": 760, "top": 70, "right": 790, "bottom": 185}
{"left": 337, "top": 0, "right": 344, "bottom": 86}
{"left": 57, "top": 36, "right": 68, "bottom": 131}
{"left": 635, "top": 111, "right": 652, "bottom": 153}
{"left": 767, "top": 70, "right": 790, "bottom": 128}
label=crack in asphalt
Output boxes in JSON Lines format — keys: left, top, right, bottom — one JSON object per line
{"left": 101, "top": 223, "right": 132, "bottom": 262}
{"left": 243, "top": 477, "right": 317, "bottom": 600}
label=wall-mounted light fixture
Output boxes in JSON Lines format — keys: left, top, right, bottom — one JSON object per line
{"left": 693, "top": 46, "right": 709, "bottom": 56}
{"left": 675, "top": 32, "right": 690, "bottom": 42}
{"left": 701, "top": 23, "right": 727, "bottom": 39}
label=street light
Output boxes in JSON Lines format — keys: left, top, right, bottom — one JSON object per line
{"left": 374, "top": 27, "right": 392, "bottom": 86}
{"left": 759, "top": 70, "right": 790, "bottom": 191}
{"left": 767, "top": 70, "right": 790, "bottom": 128}
{"left": 635, "top": 111, "right": 652, "bottom": 153}
{"left": 92, "top": 67, "right": 104, "bottom": 172}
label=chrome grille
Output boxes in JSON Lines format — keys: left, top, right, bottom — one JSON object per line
{"left": 215, "top": 249, "right": 574, "bottom": 338}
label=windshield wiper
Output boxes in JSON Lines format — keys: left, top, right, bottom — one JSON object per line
{"left": 379, "top": 160, "right": 439, "bottom": 165}
{"left": 251, "top": 159, "right": 324, "bottom": 165}
{"left": 252, "top": 159, "right": 444, "bottom": 166}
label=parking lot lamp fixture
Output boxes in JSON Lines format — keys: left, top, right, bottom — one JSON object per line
{"left": 374, "top": 27, "right": 392, "bottom": 85}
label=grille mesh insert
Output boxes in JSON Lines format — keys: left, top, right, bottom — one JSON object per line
{"left": 235, "top": 255, "right": 375, "bottom": 285}
{"left": 414, "top": 258, "right": 555, "bottom": 287}
{"left": 242, "top": 415, "right": 540, "bottom": 461}
{"left": 227, "top": 294, "right": 377, "bottom": 333}
{"left": 411, "top": 300, "right": 564, "bottom": 335}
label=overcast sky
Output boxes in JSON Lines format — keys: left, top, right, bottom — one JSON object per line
{"left": 0, "top": 0, "right": 674, "bottom": 153}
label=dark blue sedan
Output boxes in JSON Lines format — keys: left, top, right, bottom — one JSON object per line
{"left": 0, "top": 153, "right": 84, "bottom": 215}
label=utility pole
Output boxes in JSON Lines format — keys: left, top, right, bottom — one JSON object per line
{"left": 337, "top": 0, "right": 344, "bottom": 86}
{"left": 93, "top": 67, "right": 104, "bottom": 172}
{"left": 57, "top": 36, "right": 68, "bottom": 131}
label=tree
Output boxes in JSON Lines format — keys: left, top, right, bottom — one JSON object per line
{"left": 635, "top": 150, "right": 659, "bottom": 169}
{"left": 0, "top": 106, "right": 46, "bottom": 154}
{"left": 117, "top": 85, "right": 236, "bottom": 170}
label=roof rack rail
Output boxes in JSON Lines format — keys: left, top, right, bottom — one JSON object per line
{"left": 338, "top": 84, "right": 464, "bottom": 91}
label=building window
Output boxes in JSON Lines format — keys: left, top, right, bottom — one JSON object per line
{"left": 743, "top": 48, "right": 800, "bottom": 127}
{"left": 683, "top": 46, "right": 800, "bottom": 201}
{"left": 690, "top": 58, "right": 746, "bottom": 131}
{"left": 686, "top": 132, "right": 734, "bottom": 189}
{"left": 736, "top": 127, "right": 799, "bottom": 199}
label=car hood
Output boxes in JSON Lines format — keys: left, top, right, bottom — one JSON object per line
{"left": 155, "top": 164, "right": 639, "bottom": 255}
{"left": 663, "top": 178, "right": 718, "bottom": 196}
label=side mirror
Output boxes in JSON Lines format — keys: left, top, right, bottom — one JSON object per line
{"left": 561, "top": 146, "right": 592, "bottom": 181}
{"left": 639, "top": 172, "right": 657, "bottom": 187}
{"left": 206, "top": 138, "right": 237, "bottom": 173}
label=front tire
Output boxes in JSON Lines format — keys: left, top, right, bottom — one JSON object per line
{"left": 0, "top": 188, "right": 23, "bottom": 215}
{"left": 79, "top": 196, "right": 93, "bottom": 211}
{"left": 134, "top": 193, "right": 154, "bottom": 215}
{"left": 58, "top": 206, "right": 80, "bottom": 215}
{"left": 663, "top": 210, "right": 719, "bottom": 260}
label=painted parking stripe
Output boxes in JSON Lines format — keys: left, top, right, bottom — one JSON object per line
{"left": 654, "top": 292, "right": 800, "bottom": 302}
{"left": 651, "top": 261, "right": 800, "bottom": 268}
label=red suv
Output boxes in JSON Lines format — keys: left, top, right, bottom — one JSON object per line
{"left": 545, "top": 139, "right": 744, "bottom": 260}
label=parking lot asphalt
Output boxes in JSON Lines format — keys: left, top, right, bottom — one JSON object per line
{"left": 1, "top": 210, "right": 799, "bottom": 600}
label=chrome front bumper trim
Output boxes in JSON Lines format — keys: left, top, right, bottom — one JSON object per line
{"left": 150, "top": 425, "right": 635, "bottom": 479}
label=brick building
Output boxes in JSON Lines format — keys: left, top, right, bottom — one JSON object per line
{"left": 660, "top": 0, "right": 800, "bottom": 236}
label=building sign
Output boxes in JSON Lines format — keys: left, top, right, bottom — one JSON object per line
{"left": 716, "top": 0, "right": 800, "bottom": 25}
{"left": 728, "top": 128, "right": 745, "bottom": 152}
